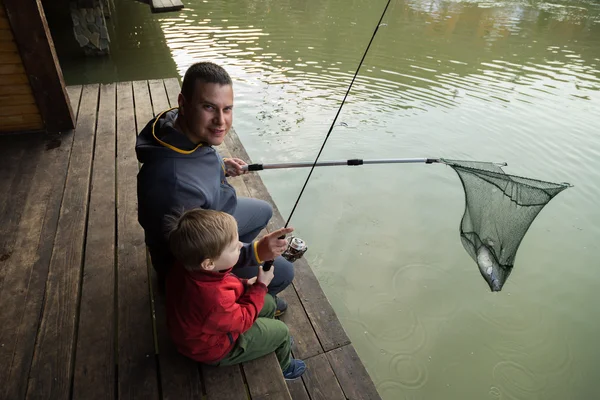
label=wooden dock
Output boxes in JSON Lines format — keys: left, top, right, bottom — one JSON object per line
{"left": 150, "top": 0, "right": 184, "bottom": 13}
{"left": 0, "top": 79, "right": 381, "bottom": 400}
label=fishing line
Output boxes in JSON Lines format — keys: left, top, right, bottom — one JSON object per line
{"left": 262, "top": 0, "right": 392, "bottom": 271}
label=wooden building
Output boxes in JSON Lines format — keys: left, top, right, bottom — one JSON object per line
{"left": 0, "top": 0, "right": 74, "bottom": 134}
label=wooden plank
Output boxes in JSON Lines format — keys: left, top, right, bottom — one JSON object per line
{"left": 23, "top": 84, "right": 97, "bottom": 399}
{"left": 0, "top": 84, "right": 32, "bottom": 95}
{"left": 286, "top": 378, "right": 311, "bottom": 400}
{"left": 148, "top": 76, "right": 202, "bottom": 400}
{"left": 0, "top": 73, "right": 29, "bottom": 85}
{"left": 242, "top": 353, "right": 292, "bottom": 400}
{"left": 301, "top": 354, "right": 346, "bottom": 400}
{"left": 153, "top": 287, "right": 202, "bottom": 400}
{"left": 0, "top": 63, "right": 25, "bottom": 74}
{"left": 116, "top": 81, "right": 160, "bottom": 398}
{"left": 201, "top": 365, "right": 247, "bottom": 400}
{"left": 0, "top": 39, "right": 17, "bottom": 52}
{"left": 3, "top": 0, "right": 74, "bottom": 132}
{"left": 132, "top": 81, "right": 153, "bottom": 131}
{"left": 72, "top": 83, "right": 117, "bottom": 400}
{"left": 67, "top": 85, "right": 83, "bottom": 115}
{"left": 148, "top": 79, "right": 170, "bottom": 116}
{"left": 150, "top": 0, "right": 184, "bottom": 13}
{"left": 326, "top": 345, "right": 381, "bottom": 400}
{"left": 0, "top": 129, "right": 76, "bottom": 400}
{"left": 0, "top": 103, "right": 39, "bottom": 115}
{"left": 163, "top": 77, "right": 181, "bottom": 107}
{"left": 0, "top": 134, "right": 44, "bottom": 399}
{"left": 0, "top": 94, "right": 36, "bottom": 106}
{"left": 0, "top": 51, "right": 21, "bottom": 64}
{"left": 224, "top": 128, "right": 349, "bottom": 352}
{"left": 1, "top": 113, "right": 42, "bottom": 124}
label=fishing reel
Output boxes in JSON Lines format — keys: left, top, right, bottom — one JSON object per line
{"left": 281, "top": 236, "right": 308, "bottom": 262}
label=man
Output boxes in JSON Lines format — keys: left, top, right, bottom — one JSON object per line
{"left": 136, "top": 62, "right": 294, "bottom": 314}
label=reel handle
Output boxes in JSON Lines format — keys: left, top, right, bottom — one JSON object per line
{"left": 261, "top": 234, "right": 286, "bottom": 271}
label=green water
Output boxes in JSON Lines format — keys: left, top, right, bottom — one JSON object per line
{"left": 59, "top": 0, "right": 600, "bottom": 398}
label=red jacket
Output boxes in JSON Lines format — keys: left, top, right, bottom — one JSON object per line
{"left": 166, "top": 263, "right": 268, "bottom": 363}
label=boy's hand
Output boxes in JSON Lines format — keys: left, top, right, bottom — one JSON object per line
{"left": 224, "top": 158, "right": 248, "bottom": 177}
{"left": 256, "top": 227, "right": 294, "bottom": 261}
{"left": 246, "top": 277, "right": 257, "bottom": 286}
{"left": 257, "top": 265, "right": 274, "bottom": 287}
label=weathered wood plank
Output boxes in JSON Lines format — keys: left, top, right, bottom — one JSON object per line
{"left": 201, "top": 365, "right": 247, "bottom": 400}
{"left": 0, "top": 63, "right": 24, "bottom": 74}
{"left": 149, "top": 79, "right": 170, "bottom": 115}
{"left": 25, "top": 84, "right": 98, "bottom": 399}
{"left": 3, "top": 0, "right": 74, "bottom": 132}
{"left": 326, "top": 345, "right": 381, "bottom": 400}
{"left": 0, "top": 103, "right": 39, "bottom": 115}
{"left": 153, "top": 287, "right": 202, "bottom": 400}
{"left": 224, "top": 129, "right": 346, "bottom": 352}
{"left": 276, "top": 284, "right": 322, "bottom": 360}
{"left": 0, "top": 130, "right": 75, "bottom": 400}
{"left": 301, "top": 353, "right": 346, "bottom": 400}
{"left": 0, "top": 93, "right": 36, "bottom": 106}
{"left": 0, "top": 84, "right": 33, "bottom": 95}
{"left": 72, "top": 83, "right": 117, "bottom": 400}
{"left": 117, "top": 80, "right": 160, "bottom": 399}
{"left": 0, "top": 51, "right": 21, "bottom": 64}
{"left": 0, "top": 134, "right": 26, "bottom": 216}
{"left": 67, "top": 85, "right": 83, "bottom": 115}
{"left": 163, "top": 77, "right": 181, "bottom": 107}
{"left": 0, "top": 39, "right": 17, "bottom": 52}
{"left": 0, "top": 86, "right": 80, "bottom": 398}
{"left": 147, "top": 78, "right": 202, "bottom": 399}
{"left": 0, "top": 134, "right": 43, "bottom": 398}
{"left": 150, "top": 0, "right": 184, "bottom": 13}
{"left": 286, "top": 378, "right": 311, "bottom": 400}
{"left": 133, "top": 81, "right": 153, "bottom": 132}
{"left": 0, "top": 73, "right": 29, "bottom": 85}
{"left": 242, "top": 353, "right": 292, "bottom": 400}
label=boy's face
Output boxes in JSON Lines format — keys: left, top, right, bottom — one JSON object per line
{"left": 179, "top": 81, "right": 233, "bottom": 146}
{"left": 210, "top": 234, "right": 243, "bottom": 272}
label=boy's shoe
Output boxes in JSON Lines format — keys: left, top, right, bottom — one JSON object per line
{"left": 274, "top": 296, "right": 288, "bottom": 318}
{"left": 283, "top": 359, "right": 306, "bottom": 380}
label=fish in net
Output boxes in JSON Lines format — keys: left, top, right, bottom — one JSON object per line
{"left": 441, "top": 159, "right": 571, "bottom": 292}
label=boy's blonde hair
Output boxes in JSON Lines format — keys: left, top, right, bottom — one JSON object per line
{"left": 166, "top": 208, "right": 238, "bottom": 270}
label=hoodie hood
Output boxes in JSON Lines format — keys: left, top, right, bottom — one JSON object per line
{"left": 136, "top": 108, "right": 210, "bottom": 163}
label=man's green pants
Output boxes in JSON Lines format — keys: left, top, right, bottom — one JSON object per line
{"left": 215, "top": 293, "right": 292, "bottom": 371}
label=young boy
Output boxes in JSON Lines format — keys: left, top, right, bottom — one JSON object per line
{"left": 165, "top": 208, "right": 306, "bottom": 379}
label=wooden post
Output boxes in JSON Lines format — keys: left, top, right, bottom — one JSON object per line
{"left": 3, "top": 0, "right": 75, "bottom": 133}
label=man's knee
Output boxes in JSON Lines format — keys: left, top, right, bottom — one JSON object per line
{"left": 256, "top": 199, "right": 273, "bottom": 224}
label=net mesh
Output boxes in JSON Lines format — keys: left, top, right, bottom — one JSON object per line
{"left": 442, "top": 159, "right": 571, "bottom": 292}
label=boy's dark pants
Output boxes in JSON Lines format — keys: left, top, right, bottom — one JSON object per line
{"left": 214, "top": 293, "right": 292, "bottom": 371}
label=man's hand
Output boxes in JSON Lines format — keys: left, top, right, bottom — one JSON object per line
{"left": 224, "top": 158, "right": 248, "bottom": 177}
{"left": 256, "top": 227, "right": 294, "bottom": 262}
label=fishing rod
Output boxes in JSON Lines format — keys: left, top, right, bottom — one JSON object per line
{"left": 261, "top": 0, "right": 393, "bottom": 271}
{"left": 243, "top": 158, "right": 507, "bottom": 171}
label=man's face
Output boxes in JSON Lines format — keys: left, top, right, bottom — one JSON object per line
{"left": 179, "top": 81, "right": 233, "bottom": 146}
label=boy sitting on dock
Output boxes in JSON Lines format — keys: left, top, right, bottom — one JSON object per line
{"left": 164, "top": 208, "right": 306, "bottom": 380}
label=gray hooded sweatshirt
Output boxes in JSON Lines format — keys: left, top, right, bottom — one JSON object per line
{"left": 136, "top": 109, "right": 260, "bottom": 270}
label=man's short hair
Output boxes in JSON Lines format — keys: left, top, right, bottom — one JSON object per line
{"left": 181, "top": 62, "right": 232, "bottom": 100}
{"left": 166, "top": 208, "right": 237, "bottom": 270}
